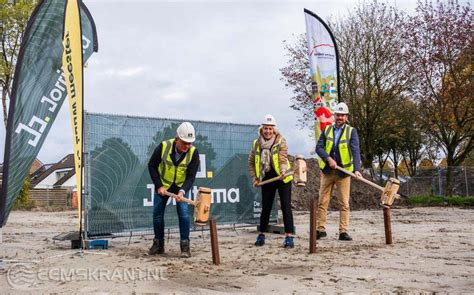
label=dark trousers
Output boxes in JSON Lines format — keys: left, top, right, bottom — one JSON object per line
{"left": 153, "top": 193, "right": 190, "bottom": 241}
{"left": 259, "top": 178, "right": 294, "bottom": 234}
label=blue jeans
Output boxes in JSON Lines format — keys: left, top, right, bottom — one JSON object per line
{"left": 153, "top": 193, "right": 190, "bottom": 241}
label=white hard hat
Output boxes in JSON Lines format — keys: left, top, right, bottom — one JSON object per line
{"left": 262, "top": 114, "right": 277, "bottom": 126}
{"left": 334, "top": 102, "right": 349, "bottom": 114}
{"left": 176, "top": 122, "right": 196, "bottom": 143}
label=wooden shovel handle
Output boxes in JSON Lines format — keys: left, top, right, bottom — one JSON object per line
{"left": 334, "top": 166, "right": 385, "bottom": 191}
{"left": 164, "top": 191, "right": 196, "bottom": 206}
{"left": 256, "top": 172, "right": 294, "bottom": 187}
{"left": 334, "top": 166, "right": 400, "bottom": 199}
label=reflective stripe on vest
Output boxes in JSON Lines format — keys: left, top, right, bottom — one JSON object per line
{"left": 253, "top": 138, "right": 293, "bottom": 184}
{"left": 319, "top": 125, "right": 354, "bottom": 171}
{"left": 158, "top": 139, "right": 196, "bottom": 189}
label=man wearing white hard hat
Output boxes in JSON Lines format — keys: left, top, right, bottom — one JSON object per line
{"left": 148, "top": 122, "right": 200, "bottom": 257}
{"left": 248, "top": 114, "right": 295, "bottom": 248}
{"left": 316, "top": 102, "right": 362, "bottom": 241}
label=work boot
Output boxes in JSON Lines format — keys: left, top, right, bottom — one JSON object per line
{"left": 180, "top": 239, "right": 191, "bottom": 258}
{"left": 316, "top": 231, "right": 327, "bottom": 240}
{"left": 149, "top": 239, "right": 164, "bottom": 255}
{"left": 283, "top": 236, "right": 294, "bottom": 248}
{"left": 255, "top": 233, "right": 265, "bottom": 246}
{"left": 339, "top": 232, "right": 353, "bottom": 241}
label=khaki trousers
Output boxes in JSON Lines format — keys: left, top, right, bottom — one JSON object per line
{"left": 317, "top": 170, "right": 351, "bottom": 233}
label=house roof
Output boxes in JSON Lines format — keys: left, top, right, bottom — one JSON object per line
{"left": 30, "top": 158, "right": 44, "bottom": 174}
{"left": 30, "top": 154, "right": 75, "bottom": 187}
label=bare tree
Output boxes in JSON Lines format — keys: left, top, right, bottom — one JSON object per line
{"left": 402, "top": 1, "right": 473, "bottom": 195}
{"left": 280, "top": 35, "right": 312, "bottom": 129}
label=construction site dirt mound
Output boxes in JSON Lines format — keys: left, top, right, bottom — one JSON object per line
{"left": 290, "top": 157, "right": 408, "bottom": 211}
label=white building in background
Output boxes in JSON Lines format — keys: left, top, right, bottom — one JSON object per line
{"left": 30, "top": 154, "right": 76, "bottom": 189}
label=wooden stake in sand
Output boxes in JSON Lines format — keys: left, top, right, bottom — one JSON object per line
{"left": 309, "top": 198, "right": 317, "bottom": 253}
{"left": 383, "top": 207, "right": 392, "bottom": 244}
{"left": 209, "top": 218, "right": 220, "bottom": 265}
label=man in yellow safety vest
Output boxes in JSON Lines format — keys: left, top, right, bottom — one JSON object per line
{"left": 316, "top": 102, "right": 362, "bottom": 241}
{"left": 148, "top": 122, "right": 200, "bottom": 257}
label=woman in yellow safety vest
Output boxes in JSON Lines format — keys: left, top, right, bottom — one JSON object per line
{"left": 248, "top": 114, "right": 295, "bottom": 248}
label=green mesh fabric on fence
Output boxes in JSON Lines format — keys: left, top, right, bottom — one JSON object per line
{"left": 84, "top": 112, "right": 276, "bottom": 236}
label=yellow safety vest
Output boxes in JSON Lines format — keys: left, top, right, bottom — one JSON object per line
{"left": 253, "top": 138, "right": 293, "bottom": 183}
{"left": 158, "top": 139, "right": 196, "bottom": 189}
{"left": 319, "top": 125, "right": 354, "bottom": 171}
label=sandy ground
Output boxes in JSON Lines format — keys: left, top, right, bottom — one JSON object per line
{"left": 0, "top": 207, "right": 473, "bottom": 294}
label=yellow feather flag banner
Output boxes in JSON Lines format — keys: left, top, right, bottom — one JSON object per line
{"left": 63, "top": 0, "right": 84, "bottom": 229}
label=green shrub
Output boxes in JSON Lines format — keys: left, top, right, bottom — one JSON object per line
{"left": 409, "top": 195, "right": 445, "bottom": 206}
{"left": 447, "top": 195, "right": 474, "bottom": 206}
{"left": 13, "top": 178, "right": 36, "bottom": 210}
{"left": 408, "top": 195, "right": 474, "bottom": 206}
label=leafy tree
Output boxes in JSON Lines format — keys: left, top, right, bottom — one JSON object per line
{"left": 0, "top": 0, "right": 38, "bottom": 127}
{"left": 398, "top": 100, "right": 424, "bottom": 177}
{"left": 385, "top": 104, "right": 407, "bottom": 179}
{"left": 374, "top": 136, "right": 392, "bottom": 181}
{"left": 375, "top": 99, "right": 424, "bottom": 178}
{"left": 402, "top": 1, "right": 473, "bottom": 195}
{"left": 439, "top": 158, "right": 448, "bottom": 169}
{"left": 334, "top": 2, "right": 411, "bottom": 170}
{"left": 418, "top": 158, "right": 435, "bottom": 170}
{"left": 13, "top": 177, "right": 35, "bottom": 210}
{"left": 372, "top": 149, "right": 388, "bottom": 183}
{"left": 463, "top": 150, "right": 474, "bottom": 167}
{"left": 398, "top": 159, "right": 410, "bottom": 176}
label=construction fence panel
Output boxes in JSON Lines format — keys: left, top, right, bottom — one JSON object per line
{"left": 84, "top": 112, "right": 275, "bottom": 236}
{"left": 386, "top": 166, "right": 474, "bottom": 197}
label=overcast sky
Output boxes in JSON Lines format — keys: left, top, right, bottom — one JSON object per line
{"left": 1, "top": 0, "right": 426, "bottom": 164}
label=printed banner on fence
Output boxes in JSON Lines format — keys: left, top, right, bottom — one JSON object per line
{"left": 84, "top": 113, "right": 276, "bottom": 236}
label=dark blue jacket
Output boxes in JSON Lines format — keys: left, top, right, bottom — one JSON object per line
{"left": 316, "top": 124, "right": 361, "bottom": 178}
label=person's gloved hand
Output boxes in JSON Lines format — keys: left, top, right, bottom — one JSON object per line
{"left": 354, "top": 171, "right": 362, "bottom": 179}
